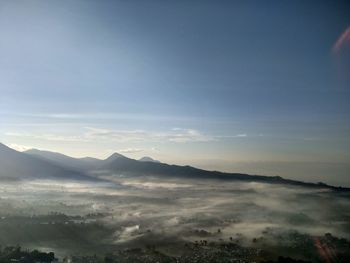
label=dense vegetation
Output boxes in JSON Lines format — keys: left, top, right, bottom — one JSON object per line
{"left": 0, "top": 246, "right": 56, "bottom": 263}
{"left": 0, "top": 231, "right": 349, "bottom": 263}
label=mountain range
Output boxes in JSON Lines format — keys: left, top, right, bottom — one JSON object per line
{"left": 0, "top": 143, "right": 348, "bottom": 191}
{"left": 0, "top": 143, "right": 96, "bottom": 181}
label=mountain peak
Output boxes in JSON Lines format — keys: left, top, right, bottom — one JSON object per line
{"left": 0, "top": 143, "right": 14, "bottom": 152}
{"left": 25, "top": 148, "right": 42, "bottom": 154}
{"left": 105, "top": 152, "right": 126, "bottom": 161}
{"left": 139, "top": 156, "right": 160, "bottom": 163}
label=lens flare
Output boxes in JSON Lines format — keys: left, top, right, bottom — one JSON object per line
{"left": 332, "top": 26, "right": 350, "bottom": 88}
{"left": 333, "top": 27, "right": 350, "bottom": 54}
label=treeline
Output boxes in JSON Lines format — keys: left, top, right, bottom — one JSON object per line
{"left": 0, "top": 246, "right": 56, "bottom": 263}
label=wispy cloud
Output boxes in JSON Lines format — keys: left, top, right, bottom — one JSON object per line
{"left": 5, "top": 132, "right": 89, "bottom": 142}
{"left": 5, "top": 127, "right": 216, "bottom": 143}
{"left": 85, "top": 127, "right": 148, "bottom": 142}
{"left": 215, "top": 133, "right": 248, "bottom": 139}
{"left": 85, "top": 127, "right": 215, "bottom": 143}
{"left": 161, "top": 128, "right": 215, "bottom": 142}
{"left": 118, "top": 148, "right": 144, "bottom": 154}
{"left": 3, "top": 112, "right": 194, "bottom": 122}
{"left": 8, "top": 143, "right": 33, "bottom": 152}
{"left": 4, "top": 127, "right": 250, "bottom": 144}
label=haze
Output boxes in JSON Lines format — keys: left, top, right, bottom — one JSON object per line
{"left": 1, "top": 0, "right": 350, "bottom": 187}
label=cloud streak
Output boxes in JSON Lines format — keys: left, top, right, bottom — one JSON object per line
{"left": 4, "top": 127, "right": 251, "bottom": 145}
{"left": 118, "top": 148, "right": 145, "bottom": 154}
{"left": 5, "top": 127, "right": 216, "bottom": 143}
{"left": 8, "top": 143, "right": 33, "bottom": 152}
{"left": 85, "top": 127, "right": 217, "bottom": 143}
{"left": 5, "top": 132, "right": 90, "bottom": 142}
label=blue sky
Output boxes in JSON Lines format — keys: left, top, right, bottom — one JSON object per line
{"left": 1, "top": 1, "right": 349, "bottom": 185}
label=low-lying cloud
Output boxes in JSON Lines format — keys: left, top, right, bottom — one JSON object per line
{"left": 0, "top": 175, "right": 349, "bottom": 250}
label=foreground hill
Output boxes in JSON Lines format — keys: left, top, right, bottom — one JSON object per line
{"left": 0, "top": 143, "right": 97, "bottom": 181}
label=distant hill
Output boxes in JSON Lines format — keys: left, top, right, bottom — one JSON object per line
{"left": 139, "top": 156, "right": 160, "bottom": 163}
{"left": 99, "top": 152, "right": 349, "bottom": 191}
{"left": 18, "top": 145, "right": 350, "bottom": 191}
{"left": 25, "top": 149, "right": 101, "bottom": 171}
{"left": 0, "top": 143, "right": 98, "bottom": 181}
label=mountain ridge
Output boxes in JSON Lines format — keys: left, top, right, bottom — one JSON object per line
{"left": 0, "top": 143, "right": 99, "bottom": 181}
{"left": 2, "top": 143, "right": 348, "bottom": 191}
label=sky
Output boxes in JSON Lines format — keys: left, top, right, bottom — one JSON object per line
{"left": 0, "top": 0, "right": 350, "bottom": 186}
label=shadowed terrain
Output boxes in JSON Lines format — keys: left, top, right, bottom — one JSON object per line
{"left": 0, "top": 144, "right": 349, "bottom": 262}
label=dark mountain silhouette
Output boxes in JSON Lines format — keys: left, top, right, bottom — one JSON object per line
{"left": 25, "top": 149, "right": 100, "bottom": 171}
{"left": 100, "top": 152, "right": 349, "bottom": 191}
{"left": 101, "top": 152, "right": 126, "bottom": 165}
{"left": 139, "top": 156, "right": 160, "bottom": 163}
{"left": 25, "top": 149, "right": 133, "bottom": 171}
{"left": 18, "top": 145, "right": 350, "bottom": 191}
{"left": 0, "top": 143, "right": 98, "bottom": 181}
